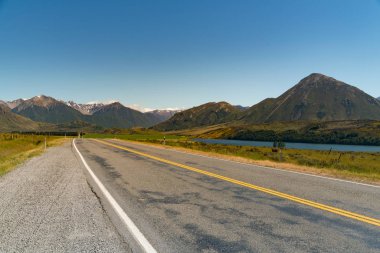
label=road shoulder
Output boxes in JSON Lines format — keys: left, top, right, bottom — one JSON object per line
{"left": 0, "top": 142, "right": 129, "bottom": 252}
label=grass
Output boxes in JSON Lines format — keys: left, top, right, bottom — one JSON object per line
{"left": 85, "top": 132, "right": 380, "bottom": 184}
{"left": 84, "top": 132, "right": 187, "bottom": 141}
{"left": 169, "top": 120, "right": 380, "bottom": 146}
{"left": 0, "top": 134, "right": 67, "bottom": 176}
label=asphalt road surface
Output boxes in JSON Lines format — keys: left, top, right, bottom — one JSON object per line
{"left": 75, "top": 138, "right": 380, "bottom": 253}
{"left": 0, "top": 142, "right": 129, "bottom": 253}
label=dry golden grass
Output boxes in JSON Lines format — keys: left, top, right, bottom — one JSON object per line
{"left": 0, "top": 134, "right": 69, "bottom": 176}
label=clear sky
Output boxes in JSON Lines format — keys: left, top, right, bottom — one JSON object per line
{"left": 0, "top": 0, "right": 379, "bottom": 110}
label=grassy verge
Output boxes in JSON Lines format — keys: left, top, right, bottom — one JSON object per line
{"left": 85, "top": 132, "right": 187, "bottom": 141}
{"left": 86, "top": 133, "right": 380, "bottom": 184}
{"left": 0, "top": 134, "right": 68, "bottom": 176}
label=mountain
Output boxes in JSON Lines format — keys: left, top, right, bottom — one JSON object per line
{"left": 377, "top": 97, "right": 380, "bottom": 100}
{"left": 66, "top": 101, "right": 106, "bottom": 115}
{"left": 153, "top": 73, "right": 380, "bottom": 132}
{"left": 6, "top": 99, "right": 24, "bottom": 109}
{"left": 234, "top": 105, "right": 249, "bottom": 111}
{"left": 145, "top": 109, "right": 180, "bottom": 122}
{"left": 0, "top": 100, "right": 8, "bottom": 107}
{"left": 9, "top": 96, "right": 166, "bottom": 129}
{"left": 153, "top": 102, "right": 241, "bottom": 131}
{"left": 241, "top": 73, "right": 380, "bottom": 123}
{"left": 0, "top": 104, "right": 42, "bottom": 132}
{"left": 90, "top": 102, "right": 161, "bottom": 128}
{"left": 12, "top": 95, "right": 86, "bottom": 124}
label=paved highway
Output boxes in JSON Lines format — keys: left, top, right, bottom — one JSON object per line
{"left": 75, "top": 138, "right": 380, "bottom": 253}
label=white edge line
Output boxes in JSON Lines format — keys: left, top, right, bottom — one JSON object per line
{"left": 73, "top": 139, "right": 157, "bottom": 253}
{"left": 109, "top": 139, "right": 380, "bottom": 189}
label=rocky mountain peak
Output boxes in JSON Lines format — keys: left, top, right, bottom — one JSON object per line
{"left": 296, "top": 73, "right": 344, "bottom": 89}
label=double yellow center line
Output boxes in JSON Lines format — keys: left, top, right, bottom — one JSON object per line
{"left": 93, "top": 139, "right": 380, "bottom": 227}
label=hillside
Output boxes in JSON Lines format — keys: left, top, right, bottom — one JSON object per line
{"left": 154, "top": 73, "right": 380, "bottom": 132}
{"left": 145, "top": 110, "right": 179, "bottom": 122}
{"left": 6, "top": 99, "right": 24, "bottom": 109}
{"left": 12, "top": 95, "right": 86, "bottom": 124}
{"left": 90, "top": 102, "right": 161, "bottom": 128}
{"left": 8, "top": 96, "right": 166, "bottom": 129}
{"left": 0, "top": 104, "right": 42, "bottom": 132}
{"left": 66, "top": 101, "right": 107, "bottom": 115}
{"left": 170, "top": 120, "right": 380, "bottom": 146}
{"left": 241, "top": 73, "right": 380, "bottom": 123}
{"left": 153, "top": 102, "right": 241, "bottom": 131}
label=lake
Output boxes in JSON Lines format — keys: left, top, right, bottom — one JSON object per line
{"left": 193, "top": 138, "right": 380, "bottom": 153}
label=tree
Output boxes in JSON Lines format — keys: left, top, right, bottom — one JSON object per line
{"left": 278, "top": 141, "right": 286, "bottom": 149}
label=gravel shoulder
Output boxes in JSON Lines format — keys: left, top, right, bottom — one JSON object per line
{"left": 0, "top": 142, "right": 129, "bottom": 253}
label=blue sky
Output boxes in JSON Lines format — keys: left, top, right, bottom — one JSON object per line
{"left": 0, "top": 0, "right": 379, "bottom": 110}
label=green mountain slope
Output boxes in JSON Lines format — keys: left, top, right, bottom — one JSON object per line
{"left": 11, "top": 96, "right": 161, "bottom": 129}
{"left": 90, "top": 102, "right": 161, "bottom": 128}
{"left": 241, "top": 73, "right": 380, "bottom": 123}
{"left": 152, "top": 73, "right": 380, "bottom": 134}
{"left": 12, "top": 96, "right": 86, "bottom": 124}
{"left": 0, "top": 104, "right": 42, "bottom": 132}
{"left": 153, "top": 102, "right": 241, "bottom": 131}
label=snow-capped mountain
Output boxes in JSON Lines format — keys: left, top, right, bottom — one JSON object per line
{"left": 6, "top": 99, "right": 25, "bottom": 109}
{"left": 145, "top": 109, "right": 181, "bottom": 121}
{"left": 0, "top": 100, "right": 8, "bottom": 107}
{"left": 67, "top": 100, "right": 182, "bottom": 121}
{"left": 66, "top": 101, "right": 109, "bottom": 115}
{"left": 1, "top": 95, "right": 183, "bottom": 129}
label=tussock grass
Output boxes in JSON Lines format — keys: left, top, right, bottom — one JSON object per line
{"left": 0, "top": 134, "right": 67, "bottom": 176}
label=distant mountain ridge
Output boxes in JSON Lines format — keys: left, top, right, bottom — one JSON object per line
{"left": 2, "top": 74, "right": 379, "bottom": 132}
{"left": 145, "top": 110, "right": 180, "bottom": 122}
{"left": 0, "top": 104, "right": 42, "bottom": 132}
{"left": 154, "top": 102, "right": 241, "bottom": 131}
{"left": 65, "top": 101, "right": 180, "bottom": 121}
{"left": 153, "top": 73, "right": 380, "bottom": 131}
{"left": 6, "top": 99, "right": 24, "bottom": 109}
{"left": 2, "top": 95, "right": 176, "bottom": 129}
{"left": 89, "top": 102, "right": 161, "bottom": 128}
{"left": 66, "top": 101, "right": 107, "bottom": 115}
{"left": 12, "top": 95, "right": 85, "bottom": 124}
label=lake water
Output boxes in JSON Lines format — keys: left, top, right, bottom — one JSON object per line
{"left": 193, "top": 138, "right": 380, "bottom": 153}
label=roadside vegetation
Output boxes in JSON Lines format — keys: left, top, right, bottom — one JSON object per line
{"left": 170, "top": 120, "right": 380, "bottom": 146}
{"left": 84, "top": 128, "right": 187, "bottom": 141}
{"left": 0, "top": 134, "right": 67, "bottom": 176}
{"left": 87, "top": 131, "right": 380, "bottom": 183}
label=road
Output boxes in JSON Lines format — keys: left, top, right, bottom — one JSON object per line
{"left": 0, "top": 142, "right": 129, "bottom": 253}
{"left": 75, "top": 138, "right": 380, "bottom": 253}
